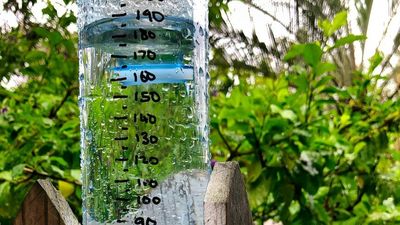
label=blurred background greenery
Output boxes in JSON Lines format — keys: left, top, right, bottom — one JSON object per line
{"left": 1, "top": 0, "right": 400, "bottom": 224}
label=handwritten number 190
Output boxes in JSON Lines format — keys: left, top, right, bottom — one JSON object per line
{"left": 136, "top": 9, "right": 164, "bottom": 22}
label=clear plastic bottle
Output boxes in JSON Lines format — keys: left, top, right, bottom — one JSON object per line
{"left": 78, "top": 0, "right": 209, "bottom": 224}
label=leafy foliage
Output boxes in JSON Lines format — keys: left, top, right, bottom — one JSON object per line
{"left": 1, "top": 1, "right": 400, "bottom": 225}
{"left": 211, "top": 13, "right": 400, "bottom": 224}
{"left": 0, "top": 0, "right": 81, "bottom": 224}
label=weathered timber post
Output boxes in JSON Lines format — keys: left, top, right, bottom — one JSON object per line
{"left": 13, "top": 162, "right": 252, "bottom": 225}
{"left": 204, "top": 161, "right": 253, "bottom": 225}
{"left": 13, "top": 179, "right": 80, "bottom": 225}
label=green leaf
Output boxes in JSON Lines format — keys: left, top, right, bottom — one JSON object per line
{"left": 314, "top": 186, "right": 329, "bottom": 200}
{"left": 331, "top": 11, "right": 348, "bottom": 34}
{"left": 42, "top": 118, "right": 54, "bottom": 128}
{"left": 11, "top": 164, "right": 26, "bottom": 180}
{"left": 340, "top": 113, "right": 351, "bottom": 127}
{"left": 303, "top": 44, "right": 323, "bottom": 67}
{"left": 264, "top": 117, "right": 289, "bottom": 133}
{"left": 318, "top": 19, "right": 332, "bottom": 37}
{"left": 318, "top": 11, "right": 348, "bottom": 37}
{"left": 315, "top": 62, "right": 336, "bottom": 76}
{"left": 281, "top": 109, "right": 298, "bottom": 122}
{"left": 50, "top": 157, "right": 68, "bottom": 167}
{"left": 354, "top": 142, "right": 366, "bottom": 155}
{"left": 332, "top": 35, "right": 367, "bottom": 49}
{"left": 284, "top": 43, "right": 322, "bottom": 66}
{"left": 290, "top": 73, "right": 308, "bottom": 92}
{"left": 51, "top": 165, "right": 65, "bottom": 177}
{"left": 33, "top": 27, "right": 50, "bottom": 37}
{"left": 70, "top": 169, "right": 81, "bottom": 182}
{"left": 284, "top": 44, "right": 305, "bottom": 61}
{"left": 42, "top": 5, "right": 57, "bottom": 18}
{"left": 25, "top": 50, "right": 47, "bottom": 62}
{"left": 0, "top": 182, "right": 10, "bottom": 204}
{"left": 314, "top": 203, "right": 330, "bottom": 223}
{"left": 315, "top": 75, "right": 334, "bottom": 89}
{"left": 333, "top": 217, "right": 358, "bottom": 225}
{"left": 368, "top": 51, "right": 383, "bottom": 74}
{"left": 0, "top": 171, "right": 12, "bottom": 181}
{"left": 48, "top": 31, "right": 63, "bottom": 46}
{"left": 353, "top": 202, "right": 369, "bottom": 216}
{"left": 270, "top": 104, "right": 281, "bottom": 114}
{"left": 293, "top": 128, "right": 311, "bottom": 137}
{"left": 247, "top": 161, "right": 263, "bottom": 182}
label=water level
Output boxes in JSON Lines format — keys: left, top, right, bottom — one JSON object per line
{"left": 79, "top": 16, "right": 209, "bottom": 225}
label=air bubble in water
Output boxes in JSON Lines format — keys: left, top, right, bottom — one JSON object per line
{"left": 199, "top": 26, "right": 204, "bottom": 36}
{"left": 182, "top": 27, "right": 192, "bottom": 39}
{"left": 199, "top": 67, "right": 204, "bottom": 77}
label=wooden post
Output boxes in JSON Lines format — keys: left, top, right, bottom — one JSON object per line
{"left": 13, "top": 179, "right": 80, "bottom": 225}
{"left": 204, "top": 162, "right": 253, "bottom": 225}
{"left": 14, "top": 162, "right": 252, "bottom": 225}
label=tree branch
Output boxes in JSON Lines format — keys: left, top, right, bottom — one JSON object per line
{"left": 216, "top": 125, "right": 233, "bottom": 153}
{"left": 242, "top": 0, "right": 293, "bottom": 35}
{"left": 252, "top": 127, "right": 266, "bottom": 168}
{"left": 23, "top": 167, "right": 81, "bottom": 186}
{"left": 48, "top": 84, "right": 78, "bottom": 119}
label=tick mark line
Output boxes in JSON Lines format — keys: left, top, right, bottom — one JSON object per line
{"left": 111, "top": 54, "right": 128, "bottom": 58}
{"left": 114, "top": 116, "right": 128, "bottom": 120}
{"left": 112, "top": 13, "right": 127, "bottom": 17}
{"left": 115, "top": 158, "right": 129, "bottom": 162}
{"left": 113, "top": 95, "right": 128, "bottom": 99}
{"left": 110, "top": 77, "right": 127, "bottom": 82}
{"left": 112, "top": 34, "right": 127, "bottom": 38}
{"left": 115, "top": 179, "right": 129, "bottom": 183}
{"left": 114, "top": 137, "right": 128, "bottom": 141}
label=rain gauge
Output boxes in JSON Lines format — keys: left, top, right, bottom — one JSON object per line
{"left": 77, "top": 0, "right": 210, "bottom": 224}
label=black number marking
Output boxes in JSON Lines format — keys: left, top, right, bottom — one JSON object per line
{"left": 135, "top": 155, "right": 159, "bottom": 165}
{"left": 137, "top": 196, "right": 161, "bottom": 205}
{"left": 136, "top": 9, "right": 164, "bottom": 22}
{"left": 135, "top": 131, "right": 158, "bottom": 145}
{"left": 134, "top": 217, "right": 157, "bottom": 225}
{"left": 133, "top": 113, "right": 157, "bottom": 124}
{"left": 137, "top": 179, "right": 158, "bottom": 188}
{"left": 134, "top": 91, "right": 160, "bottom": 102}
{"left": 133, "top": 50, "right": 156, "bottom": 60}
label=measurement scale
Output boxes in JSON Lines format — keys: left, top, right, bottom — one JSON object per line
{"left": 78, "top": 0, "right": 210, "bottom": 224}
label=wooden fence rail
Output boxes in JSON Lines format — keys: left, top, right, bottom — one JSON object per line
{"left": 13, "top": 162, "right": 252, "bottom": 225}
